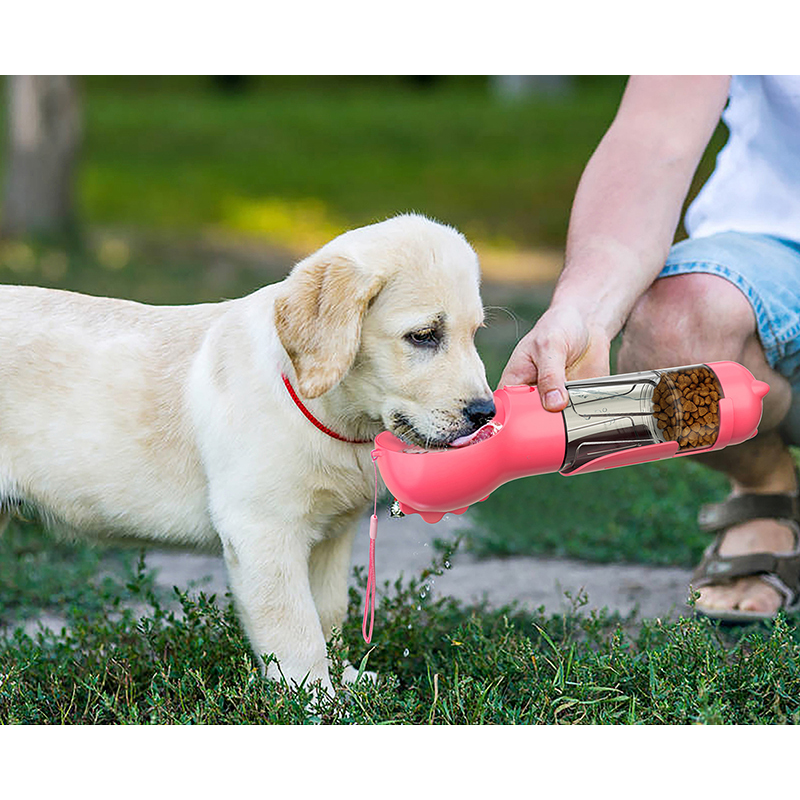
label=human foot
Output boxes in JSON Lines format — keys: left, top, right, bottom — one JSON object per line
{"left": 692, "top": 467, "right": 800, "bottom": 620}
{"left": 695, "top": 517, "right": 796, "bottom": 615}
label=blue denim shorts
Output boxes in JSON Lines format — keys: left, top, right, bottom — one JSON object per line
{"left": 658, "top": 231, "right": 800, "bottom": 444}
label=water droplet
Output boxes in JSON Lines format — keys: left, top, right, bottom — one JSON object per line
{"left": 403, "top": 648, "right": 409, "bottom": 657}
{"left": 445, "top": 561, "right": 451, "bottom": 569}
{"left": 420, "top": 592, "right": 426, "bottom": 599}
{"left": 407, "top": 624, "right": 412, "bottom": 629}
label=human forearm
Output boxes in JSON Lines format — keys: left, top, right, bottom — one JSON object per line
{"left": 551, "top": 75, "right": 731, "bottom": 339}
{"left": 500, "top": 76, "right": 731, "bottom": 403}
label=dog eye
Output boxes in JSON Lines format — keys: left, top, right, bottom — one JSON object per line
{"left": 405, "top": 328, "right": 439, "bottom": 347}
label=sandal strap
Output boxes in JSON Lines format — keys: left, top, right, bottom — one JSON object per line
{"left": 692, "top": 539, "right": 800, "bottom": 605}
{"left": 698, "top": 493, "right": 800, "bottom": 533}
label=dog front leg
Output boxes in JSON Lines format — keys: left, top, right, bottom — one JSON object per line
{"left": 217, "top": 519, "right": 332, "bottom": 695}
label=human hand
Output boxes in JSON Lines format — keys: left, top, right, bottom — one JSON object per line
{"left": 497, "top": 305, "right": 612, "bottom": 411}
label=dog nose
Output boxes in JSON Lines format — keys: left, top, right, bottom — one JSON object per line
{"left": 464, "top": 397, "right": 496, "bottom": 430}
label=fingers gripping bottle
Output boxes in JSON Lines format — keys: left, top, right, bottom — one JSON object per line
{"left": 372, "top": 362, "right": 770, "bottom": 523}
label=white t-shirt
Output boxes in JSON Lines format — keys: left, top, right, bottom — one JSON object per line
{"left": 685, "top": 75, "right": 800, "bottom": 244}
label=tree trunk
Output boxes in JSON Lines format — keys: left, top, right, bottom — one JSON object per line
{"left": 1, "top": 76, "right": 81, "bottom": 239}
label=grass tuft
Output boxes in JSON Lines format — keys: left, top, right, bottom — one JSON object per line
{"left": 2, "top": 526, "right": 800, "bottom": 724}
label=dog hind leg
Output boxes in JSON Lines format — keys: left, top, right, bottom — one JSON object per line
{"left": 308, "top": 513, "right": 359, "bottom": 643}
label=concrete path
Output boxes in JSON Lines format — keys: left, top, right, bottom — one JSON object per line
{"left": 8, "top": 507, "right": 696, "bottom": 638}
{"left": 139, "top": 506, "right": 694, "bottom": 622}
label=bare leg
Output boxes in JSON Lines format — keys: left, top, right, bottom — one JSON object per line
{"left": 619, "top": 273, "right": 796, "bottom": 615}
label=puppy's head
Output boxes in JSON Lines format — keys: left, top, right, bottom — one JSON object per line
{"left": 274, "top": 214, "right": 493, "bottom": 448}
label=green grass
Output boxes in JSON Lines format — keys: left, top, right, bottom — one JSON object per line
{"left": 0, "top": 230, "right": 289, "bottom": 305}
{"left": 77, "top": 77, "right": 625, "bottom": 249}
{"left": 466, "top": 457, "right": 728, "bottom": 566}
{"left": 0, "top": 75, "right": 726, "bottom": 251}
{"left": 0, "top": 76, "right": 633, "bottom": 251}
{"left": 2, "top": 538, "right": 799, "bottom": 724}
{"left": 0, "top": 520, "right": 139, "bottom": 624}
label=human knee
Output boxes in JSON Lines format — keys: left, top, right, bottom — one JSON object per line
{"left": 618, "top": 273, "right": 756, "bottom": 372}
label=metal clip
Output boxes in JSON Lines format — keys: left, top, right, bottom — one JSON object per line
{"left": 390, "top": 499, "right": 405, "bottom": 518}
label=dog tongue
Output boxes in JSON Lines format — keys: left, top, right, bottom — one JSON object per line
{"left": 450, "top": 420, "right": 502, "bottom": 448}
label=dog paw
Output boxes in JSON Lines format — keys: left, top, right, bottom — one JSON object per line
{"left": 342, "top": 662, "right": 378, "bottom": 685}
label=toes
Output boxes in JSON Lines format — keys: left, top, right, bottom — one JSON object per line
{"left": 341, "top": 663, "right": 378, "bottom": 685}
{"left": 697, "top": 583, "right": 738, "bottom": 610}
{"left": 697, "top": 578, "right": 783, "bottom": 614}
{"left": 737, "top": 580, "right": 783, "bottom": 614}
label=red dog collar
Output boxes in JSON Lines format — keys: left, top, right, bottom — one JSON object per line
{"left": 281, "top": 373, "right": 372, "bottom": 444}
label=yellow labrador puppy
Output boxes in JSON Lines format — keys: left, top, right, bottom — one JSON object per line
{"left": 0, "top": 214, "right": 493, "bottom": 693}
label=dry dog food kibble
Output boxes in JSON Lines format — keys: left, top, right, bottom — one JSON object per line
{"left": 651, "top": 366, "right": 722, "bottom": 451}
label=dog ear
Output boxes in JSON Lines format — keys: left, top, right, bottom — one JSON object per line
{"left": 274, "top": 252, "right": 384, "bottom": 399}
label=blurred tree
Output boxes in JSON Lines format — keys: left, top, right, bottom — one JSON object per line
{"left": 491, "top": 75, "right": 574, "bottom": 101}
{"left": 1, "top": 76, "right": 81, "bottom": 240}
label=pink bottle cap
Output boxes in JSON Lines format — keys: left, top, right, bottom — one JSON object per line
{"left": 706, "top": 361, "right": 769, "bottom": 448}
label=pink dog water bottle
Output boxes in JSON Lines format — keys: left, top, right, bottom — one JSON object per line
{"left": 372, "top": 361, "right": 769, "bottom": 523}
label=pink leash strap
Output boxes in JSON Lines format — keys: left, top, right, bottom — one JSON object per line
{"left": 362, "top": 452, "right": 380, "bottom": 643}
{"left": 362, "top": 514, "right": 377, "bottom": 643}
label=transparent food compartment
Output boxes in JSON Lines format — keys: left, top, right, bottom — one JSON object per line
{"left": 560, "top": 364, "right": 723, "bottom": 474}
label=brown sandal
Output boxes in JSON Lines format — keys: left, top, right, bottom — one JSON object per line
{"left": 692, "top": 491, "right": 800, "bottom": 622}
